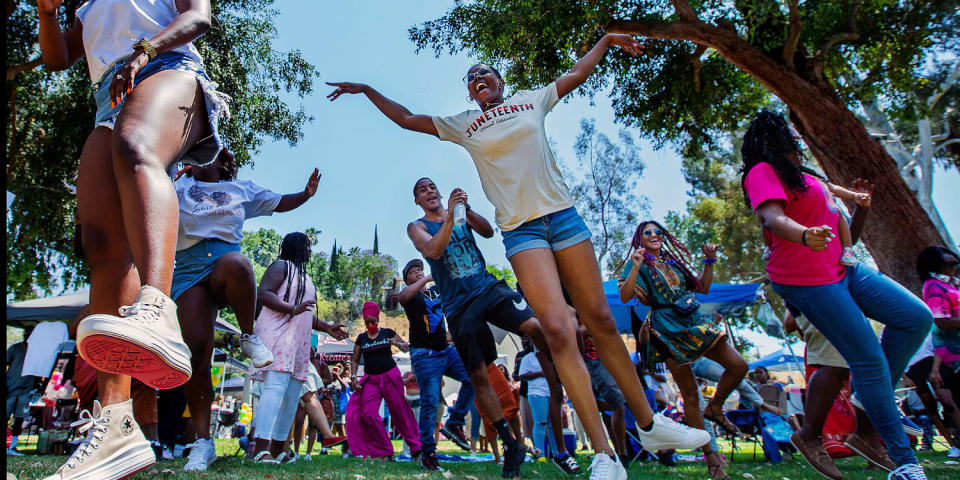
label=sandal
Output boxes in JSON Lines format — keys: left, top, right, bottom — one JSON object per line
{"left": 703, "top": 403, "right": 745, "bottom": 438}
{"left": 253, "top": 450, "right": 279, "bottom": 464}
{"left": 705, "top": 452, "right": 729, "bottom": 479}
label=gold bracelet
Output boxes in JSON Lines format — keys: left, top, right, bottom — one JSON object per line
{"left": 132, "top": 38, "right": 158, "bottom": 60}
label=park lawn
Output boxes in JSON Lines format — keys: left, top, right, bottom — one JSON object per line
{"left": 6, "top": 437, "right": 959, "bottom": 479}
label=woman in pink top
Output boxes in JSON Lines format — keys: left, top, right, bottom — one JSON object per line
{"left": 740, "top": 110, "right": 932, "bottom": 480}
{"left": 249, "top": 232, "right": 348, "bottom": 464}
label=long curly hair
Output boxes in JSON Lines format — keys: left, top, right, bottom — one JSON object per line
{"left": 278, "top": 232, "right": 312, "bottom": 308}
{"left": 740, "top": 110, "right": 807, "bottom": 207}
{"left": 618, "top": 220, "right": 701, "bottom": 291}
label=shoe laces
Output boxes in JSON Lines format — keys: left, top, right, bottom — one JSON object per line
{"left": 653, "top": 414, "right": 690, "bottom": 434}
{"left": 588, "top": 452, "right": 613, "bottom": 478}
{"left": 888, "top": 463, "right": 927, "bottom": 480}
{"left": 119, "top": 299, "right": 164, "bottom": 321}
{"left": 64, "top": 410, "right": 110, "bottom": 469}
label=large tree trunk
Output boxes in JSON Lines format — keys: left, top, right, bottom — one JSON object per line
{"left": 611, "top": 18, "right": 945, "bottom": 293}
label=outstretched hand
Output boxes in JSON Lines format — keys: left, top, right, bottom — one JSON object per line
{"left": 605, "top": 33, "right": 643, "bottom": 57}
{"left": 701, "top": 243, "right": 719, "bottom": 259}
{"left": 325, "top": 323, "right": 348, "bottom": 341}
{"left": 803, "top": 225, "right": 835, "bottom": 251}
{"left": 304, "top": 168, "right": 321, "bottom": 197}
{"left": 850, "top": 178, "right": 874, "bottom": 207}
{"left": 326, "top": 82, "right": 367, "bottom": 101}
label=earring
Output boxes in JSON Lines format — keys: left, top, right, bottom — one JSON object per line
{"left": 466, "top": 94, "right": 473, "bottom": 102}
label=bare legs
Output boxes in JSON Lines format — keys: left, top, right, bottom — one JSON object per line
{"left": 79, "top": 70, "right": 211, "bottom": 407}
{"left": 511, "top": 245, "right": 615, "bottom": 457}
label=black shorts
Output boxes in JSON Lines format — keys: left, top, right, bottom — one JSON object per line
{"left": 907, "top": 356, "right": 960, "bottom": 397}
{"left": 448, "top": 280, "right": 534, "bottom": 372}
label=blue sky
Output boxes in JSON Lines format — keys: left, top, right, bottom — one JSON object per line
{"left": 239, "top": 2, "right": 958, "bottom": 354}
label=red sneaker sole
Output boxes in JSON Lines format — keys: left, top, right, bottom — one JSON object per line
{"left": 79, "top": 334, "right": 190, "bottom": 389}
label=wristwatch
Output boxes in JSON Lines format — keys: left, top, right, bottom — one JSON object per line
{"left": 132, "top": 37, "right": 158, "bottom": 60}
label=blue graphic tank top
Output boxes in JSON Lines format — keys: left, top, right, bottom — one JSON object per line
{"left": 418, "top": 217, "right": 498, "bottom": 318}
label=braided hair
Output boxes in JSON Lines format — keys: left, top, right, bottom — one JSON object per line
{"left": 618, "top": 220, "right": 702, "bottom": 291}
{"left": 278, "top": 232, "right": 311, "bottom": 308}
{"left": 740, "top": 110, "right": 807, "bottom": 208}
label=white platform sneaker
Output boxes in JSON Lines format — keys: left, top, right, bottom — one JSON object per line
{"left": 240, "top": 334, "right": 274, "bottom": 368}
{"left": 43, "top": 400, "right": 155, "bottom": 480}
{"left": 77, "top": 285, "right": 192, "bottom": 389}
{"left": 636, "top": 413, "right": 712, "bottom": 451}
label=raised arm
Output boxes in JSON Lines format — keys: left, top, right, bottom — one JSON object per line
{"left": 696, "top": 244, "right": 718, "bottom": 294}
{"left": 466, "top": 206, "right": 495, "bottom": 239}
{"left": 275, "top": 168, "right": 320, "bottom": 212}
{"left": 257, "top": 261, "right": 316, "bottom": 315}
{"left": 555, "top": 33, "right": 642, "bottom": 99}
{"left": 387, "top": 332, "right": 410, "bottom": 353}
{"left": 619, "top": 249, "right": 650, "bottom": 304}
{"left": 406, "top": 190, "right": 467, "bottom": 259}
{"left": 326, "top": 82, "right": 438, "bottom": 137}
{"left": 755, "top": 199, "right": 834, "bottom": 251}
{"left": 37, "top": 0, "right": 84, "bottom": 71}
{"left": 398, "top": 274, "right": 432, "bottom": 306}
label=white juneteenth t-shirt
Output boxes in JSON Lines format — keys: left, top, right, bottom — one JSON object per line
{"left": 175, "top": 176, "right": 282, "bottom": 251}
{"left": 22, "top": 321, "right": 69, "bottom": 378}
{"left": 76, "top": 0, "right": 205, "bottom": 83}
{"left": 432, "top": 82, "right": 573, "bottom": 231}
{"left": 518, "top": 351, "right": 550, "bottom": 398}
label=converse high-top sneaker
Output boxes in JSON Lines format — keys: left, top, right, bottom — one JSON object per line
{"left": 44, "top": 399, "right": 155, "bottom": 480}
{"left": 77, "top": 285, "right": 192, "bottom": 389}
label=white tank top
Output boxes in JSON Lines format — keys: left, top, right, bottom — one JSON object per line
{"left": 76, "top": 0, "right": 204, "bottom": 83}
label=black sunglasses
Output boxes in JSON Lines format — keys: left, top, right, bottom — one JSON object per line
{"left": 463, "top": 67, "right": 492, "bottom": 84}
{"left": 643, "top": 229, "right": 663, "bottom": 237}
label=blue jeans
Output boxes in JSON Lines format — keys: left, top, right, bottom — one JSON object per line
{"left": 772, "top": 263, "right": 932, "bottom": 466}
{"left": 691, "top": 358, "right": 764, "bottom": 409}
{"left": 528, "top": 394, "right": 558, "bottom": 458}
{"left": 410, "top": 346, "right": 474, "bottom": 453}
{"left": 467, "top": 402, "right": 482, "bottom": 440}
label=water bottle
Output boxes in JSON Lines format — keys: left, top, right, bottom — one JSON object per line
{"left": 453, "top": 202, "right": 467, "bottom": 226}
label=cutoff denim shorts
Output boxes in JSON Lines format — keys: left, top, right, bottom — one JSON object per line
{"left": 501, "top": 206, "right": 592, "bottom": 258}
{"left": 93, "top": 51, "right": 230, "bottom": 166}
{"left": 170, "top": 239, "right": 241, "bottom": 300}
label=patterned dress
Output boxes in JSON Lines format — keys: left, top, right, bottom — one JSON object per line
{"left": 619, "top": 260, "right": 724, "bottom": 366}
{"left": 250, "top": 260, "right": 315, "bottom": 382}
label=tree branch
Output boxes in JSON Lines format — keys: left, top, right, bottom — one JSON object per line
{"left": 934, "top": 138, "right": 960, "bottom": 154}
{"left": 928, "top": 61, "right": 960, "bottom": 110}
{"left": 690, "top": 44, "right": 708, "bottom": 91}
{"left": 815, "top": 0, "right": 860, "bottom": 61}
{"left": 7, "top": 57, "right": 43, "bottom": 80}
{"left": 783, "top": 0, "right": 802, "bottom": 70}
{"left": 671, "top": 0, "right": 698, "bottom": 21}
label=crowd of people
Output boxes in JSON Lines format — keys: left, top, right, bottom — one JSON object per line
{"left": 7, "top": 1, "right": 957, "bottom": 480}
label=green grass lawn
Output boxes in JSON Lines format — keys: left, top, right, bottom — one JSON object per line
{"left": 6, "top": 436, "right": 959, "bottom": 479}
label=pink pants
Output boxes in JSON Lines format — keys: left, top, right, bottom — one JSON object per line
{"left": 345, "top": 366, "right": 421, "bottom": 458}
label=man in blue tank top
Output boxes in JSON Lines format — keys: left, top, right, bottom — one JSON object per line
{"left": 407, "top": 177, "right": 581, "bottom": 478}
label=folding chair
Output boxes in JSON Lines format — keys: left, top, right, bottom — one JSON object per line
{"left": 724, "top": 409, "right": 764, "bottom": 461}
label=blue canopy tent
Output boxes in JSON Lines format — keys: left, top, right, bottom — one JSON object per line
{"left": 603, "top": 280, "right": 762, "bottom": 334}
{"left": 748, "top": 347, "right": 805, "bottom": 372}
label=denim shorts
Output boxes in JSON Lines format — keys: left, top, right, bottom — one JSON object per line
{"left": 170, "top": 239, "right": 241, "bottom": 300}
{"left": 93, "top": 51, "right": 230, "bottom": 166}
{"left": 501, "top": 206, "right": 592, "bottom": 258}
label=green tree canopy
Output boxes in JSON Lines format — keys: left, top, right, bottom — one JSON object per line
{"left": 6, "top": 0, "right": 319, "bottom": 299}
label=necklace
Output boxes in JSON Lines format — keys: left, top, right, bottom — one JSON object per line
{"left": 644, "top": 253, "right": 675, "bottom": 265}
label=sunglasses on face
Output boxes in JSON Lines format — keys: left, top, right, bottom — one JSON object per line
{"left": 463, "top": 67, "right": 492, "bottom": 84}
{"left": 643, "top": 229, "right": 663, "bottom": 237}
